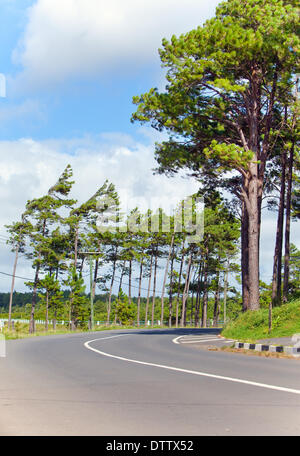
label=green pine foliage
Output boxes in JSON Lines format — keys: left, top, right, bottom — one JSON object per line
{"left": 113, "top": 289, "right": 137, "bottom": 325}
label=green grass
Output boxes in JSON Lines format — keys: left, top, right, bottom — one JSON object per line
{"left": 2, "top": 323, "right": 84, "bottom": 340}
{"left": 1, "top": 322, "right": 174, "bottom": 340}
{"left": 222, "top": 298, "right": 300, "bottom": 342}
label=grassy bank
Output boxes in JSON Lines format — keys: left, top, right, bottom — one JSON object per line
{"left": 1, "top": 323, "right": 115, "bottom": 340}
{"left": 222, "top": 299, "right": 300, "bottom": 342}
{"left": 1, "top": 322, "right": 172, "bottom": 340}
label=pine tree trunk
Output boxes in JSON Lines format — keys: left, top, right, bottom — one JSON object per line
{"left": 201, "top": 255, "right": 209, "bottom": 328}
{"left": 190, "top": 268, "right": 197, "bottom": 325}
{"left": 118, "top": 260, "right": 126, "bottom": 295}
{"left": 69, "top": 223, "right": 80, "bottom": 331}
{"left": 283, "top": 141, "right": 294, "bottom": 303}
{"left": 53, "top": 309, "right": 57, "bottom": 330}
{"left": 137, "top": 258, "right": 143, "bottom": 327}
{"left": 79, "top": 257, "right": 85, "bottom": 276}
{"left": 45, "top": 291, "right": 49, "bottom": 331}
{"left": 151, "top": 251, "right": 158, "bottom": 327}
{"left": 8, "top": 244, "right": 19, "bottom": 329}
{"left": 180, "top": 253, "right": 192, "bottom": 328}
{"left": 213, "top": 269, "right": 220, "bottom": 327}
{"left": 175, "top": 247, "right": 185, "bottom": 328}
{"left": 247, "top": 166, "right": 260, "bottom": 310}
{"left": 29, "top": 218, "right": 47, "bottom": 334}
{"left": 271, "top": 151, "right": 286, "bottom": 308}
{"left": 161, "top": 234, "right": 174, "bottom": 327}
{"left": 194, "top": 261, "right": 202, "bottom": 327}
{"left": 223, "top": 262, "right": 229, "bottom": 325}
{"left": 107, "top": 258, "right": 117, "bottom": 325}
{"left": 74, "top": 224, "right": 79, "bottom": 268}
{"left": 245, "top": 75, "right": 262, "bottom": 311}
{"left": 128, "top": 260, "right": 132, "bottom": 306}
{"left": 29, "top": 261, "right": 40, "bottom": 334}
{"left": 145, "top": 253, "right": 153, "bottom": 327}
{"left": 241, "top": 198, "right": 250, "bottom": 311}
{"left": 168, "top": 242, "right": 175, "bottom": 327}
{"left": 92, "top": 258, "right": 98, "bottom": 299}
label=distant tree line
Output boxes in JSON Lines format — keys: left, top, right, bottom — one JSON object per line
{"left": 5, "top": 164, "right": 242, "bottom": 332}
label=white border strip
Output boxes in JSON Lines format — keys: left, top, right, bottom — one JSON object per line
{"left": 84, "top": 335, "right": 300, "bottom": 396}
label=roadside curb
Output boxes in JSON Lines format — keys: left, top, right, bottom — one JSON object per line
{"left": 234, "top": 341, "right": 300, "bottom": 356}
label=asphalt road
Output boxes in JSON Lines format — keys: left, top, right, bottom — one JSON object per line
{"left": 1, "top": 328, "right": 300, "bottom": 436}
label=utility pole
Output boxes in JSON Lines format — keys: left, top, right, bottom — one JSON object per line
{"left": 89, "top": 255, "right": 94, "bottom": 331}
{"left": 223, "top": 259, "right": 229, "bottom": 326}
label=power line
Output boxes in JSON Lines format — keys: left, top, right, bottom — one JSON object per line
{"left": 0, "top": 270, "right": 34, "bottom": 281}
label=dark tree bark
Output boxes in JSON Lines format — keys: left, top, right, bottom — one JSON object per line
{"left": 180, "top": 252, "right": 193, "bottom": 328}
{"left": 29, "top": 218, "right": 47, "bottom": 334}
{"left": 271, "top": 151, "right": 287, "bottom": 308}
{"left": 45, "top": 291, "right": 49, "bottom": 331}
{"left": 137, "top": 257, "right": 144, "bottom": 327}
{"left": 151, "top": 250, "right": 158, "bottom": 327}
{"left": 175, "top": 246, "right": 185, "bottom": 328}
{"left": 107, "top": 256, "right": 117, "bottom": 325}
{"left": 8, "top": 244, "right": 19, "bottom": 330}
{"left": 128, "top": 260, "right": 132, "bottom": 306}
{"left": 168, "top": 242, "right": 175, "bottom": 327}
{"left": 283, "top": 140, "right": 295, "bottom": 303}
{"left": 213, "top": 269, "right": 221, "bottom": 327}
{"left": 241, "top": 198, "right": 250, "bottom": 311}
{"left": 201, "top": 252, "right": 209, "bottom": 328}
{"left": 161, "top": 234, "right": 174, "bottom": 327}
{"left": 29, "top": 261, "right": 40, "bottom": 334}
{"left": 118, "top": 260, "right": 126, "bottom": 295}
{"left": 145, "top": 253, "right": 153, "bottom": 327}
{"left": 194, "top": 260, "right": 203, "bottom": 327}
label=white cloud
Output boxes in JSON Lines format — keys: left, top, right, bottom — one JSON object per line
{"left": 0, "top": 132, "right": 200, "bottom": 291}
{"left": 12, "top": 0, "right": 220, "bottom": 90}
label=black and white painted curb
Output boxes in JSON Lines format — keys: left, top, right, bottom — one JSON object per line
{"left": 234, "top": 341, "right": 300, "bottom": 356}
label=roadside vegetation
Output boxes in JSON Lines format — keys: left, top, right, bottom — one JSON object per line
{"left": 222, "top": 299, "right": 300, "bottom": 342}
{"left": 1, "top": 322, "right": 166, "bottom": 341}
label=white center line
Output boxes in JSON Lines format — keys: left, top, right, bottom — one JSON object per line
{"left": 84, "top": 335, "right": 300, "bottom": 396}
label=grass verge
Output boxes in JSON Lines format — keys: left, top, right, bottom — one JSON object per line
{"left": 221, "top": 298, "right": 300, "bottom": 342}
{"left": 1, "top": 322, "right": 174, "bottom": 340}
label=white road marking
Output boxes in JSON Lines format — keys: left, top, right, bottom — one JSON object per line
{"left": 180, "top": 335, "right": 220, "bottom": 338}
{"left": 84, "top": 335, "right": 300, "bottom": 396}
{"left": 172, "top": 336, "right": 183, "bottom": 344}
{"left": 180, "top": 338, "right": 222, "bottom": 344}
{"left": 172, "top": 335, "right": 233, "bottom": 344}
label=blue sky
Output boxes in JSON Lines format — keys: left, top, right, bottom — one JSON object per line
{"left": 0, "top": 0, "right": 298, "bottom": 294}
{"left": 0, "top": 2, "right": 157, "bottom": 140}
{"left": 0, "top": 0, "right": 219, "bottom": 141}
{"left": 0, "top": 0, "right": 221, "bottom": 292}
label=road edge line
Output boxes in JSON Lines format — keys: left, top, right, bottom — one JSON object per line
{"left": 84, "top": 336, "right": 300, "bottom": 396}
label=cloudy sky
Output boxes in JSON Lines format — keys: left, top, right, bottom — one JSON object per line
{"left": 0, "top": 0, "right": 299, "bottom": 294}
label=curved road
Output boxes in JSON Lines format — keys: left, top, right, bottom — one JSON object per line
{"left": 1, "top": 328, "right": 300, "bottom": 435}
